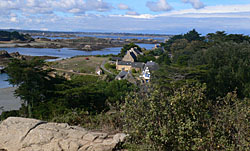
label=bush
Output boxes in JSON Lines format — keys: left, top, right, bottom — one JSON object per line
{"left": 121, "top": 83, "right": 250, "bottom": 150}
{"left": 0, "top": 110, "right": 20, "bottom": 120}
{"left": 51, "top": 109, "right": 123, "bottom": 132}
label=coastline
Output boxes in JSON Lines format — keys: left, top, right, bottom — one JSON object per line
{"left": 0, "top": 36, "right": 159, "bottom": 51}
{"left": 0, "top": 87, "right": 21, "bottom": 115}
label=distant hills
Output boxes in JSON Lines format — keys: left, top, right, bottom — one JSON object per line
{"left": 0, "top": 29, "right": 172, "bottom": 37}
{"left": 0, "top": 30, "right": 33, "bottom": 41}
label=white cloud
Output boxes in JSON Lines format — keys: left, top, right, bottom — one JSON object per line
{"left": 0, "top": 0, "right": 113, "bottom": 15}
{"left": 157, "top": 4, "right": 250, "bottom": 17}
{"left": 146, "top": 0, "right": 172, "bottom": 12}
{"left": 84, "top": 0, "right": 113, "bottom": 12}
{"left": 182, "top": 0, "right": 204, "bottom": 9}
{"left": 1, "top": 1, "right": 250, "bottom": 34}
{"left": 118, "top": 3, "right": 130, "bottom": 10}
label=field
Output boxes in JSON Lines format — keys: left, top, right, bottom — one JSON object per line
{"left": 50, "top": 56, "right": 109, "bottom": 74}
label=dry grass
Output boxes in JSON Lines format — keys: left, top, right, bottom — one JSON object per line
{"left": 50, "top": 56, "right": 109, "bottom": 74}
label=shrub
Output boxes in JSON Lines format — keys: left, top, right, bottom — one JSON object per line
{"left": 121, "top": 83, "right": 250, "bottom": 150}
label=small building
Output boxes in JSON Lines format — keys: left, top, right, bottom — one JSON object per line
{"left": 116, "top": 47, "right": 144, "bottom": 72}
{"left": 115, "top": 70, "right": 137, "bottom": 84}
{"left": 145, "top": 61, "right": 159, "bottom": 71}
{"left": 141, "top": 67, "right": 151, "bottom": 83}
{"left": 116, "top": 61, "right": 144, "bottom": 71}
{"left": 116, "top": 61, "right": 132, "bottom": 71}
{"left": 96, "top": 67, "right": 103, "bottom": 75}
{"left": 115, "top": 70, "right": 128, "bottom": 80}
{"left": 140, "top": 61, "right": 159, "bottom": 83}
{"left": 131, "top": 62, "right": 144, "bottom": 72}
{"left": 122, "top": 47, "right": 143, "bottom": 62}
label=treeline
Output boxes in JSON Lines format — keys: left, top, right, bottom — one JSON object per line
{"left": 0, "top": 31, "right": 33, "bottom": 41}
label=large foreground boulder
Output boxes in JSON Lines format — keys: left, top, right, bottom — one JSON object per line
{"left": 0, "top": 117, "right": 127, "bottom": 151}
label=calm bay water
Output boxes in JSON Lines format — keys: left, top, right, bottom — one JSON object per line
{"left": 0, "top": 73, "right": 10, "bottom": 88}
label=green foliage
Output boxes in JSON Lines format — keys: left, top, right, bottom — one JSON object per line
{"left": 122, "top": 83, "right": 250, "bottom": 151}
{"left": 119, "top": 43, "right": 142, "bottom": 57}
{"left": 205, "top": 92, "right": 250, "bottom": 150}
{"left": 156, "top": 30, "right": 250, "bottom": 99}
{"left": 184, "top": 29, "right": 204, "bottom": 42}
{"left": 207, "top": 31, "right": 250, "bottom": 43}
{"left": 0, "top": 110, "right": 20, "bottom": 120}
{"left": 156, "top": 53, "right": 171, "bottom": 65}
{"left": 5, "top": 58, "right": 136, "bottom": 120}
{"left": 162, "top": 34, "right": 184, "bottom": 51}
{"left": 203, "top": 41, "right": 250, "bottom": 99}
{"left": 52, "top": 109, "right": 123, "bottom": 132}
{"left": 148, "top": 48, "right": 164, "bottom": 56}
{"left": 131, "top": 69, "right": 136, "bottom": 73}
{"left": 6, "top": 58, "right": 58, "bottom": 117}
{"left": 104, "top": 63, "right": 116, "bottom": 70}
{"left": 105, "top": 80, "right": 135, "bottom": 109}
{"left": 137, "top": 54, "right": 156, "bottom": 63}
{"left": 55, "top": 75, "right": 108, "bottom": 113}
{"left": 122, "top": 83, "right": 210, "bottom": 150}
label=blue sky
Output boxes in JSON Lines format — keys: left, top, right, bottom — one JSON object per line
{"left": 1, "top": 0, "right": 250, "bottom": 34}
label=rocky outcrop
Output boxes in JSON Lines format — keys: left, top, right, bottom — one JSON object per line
{"left": 0, "top": 117, "right": 127, "bottom": 151}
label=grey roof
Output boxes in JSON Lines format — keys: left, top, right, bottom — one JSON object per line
{"left": 129, "top": 51, "right": 137, "bottom": 61}
{"left": 132, "top": 62, "right": 144, "bottom": 68}
{"left": 115, "top": 71, "right": 128, "bottom": 79}
{"left": 117, "top": 61, "right": 144, "bottom": 69}
{"left": 133, "top": 49, "right": 143, "bottom": 55}
{"left": 117, "top": 61, "right": 132, "bottom": 66}
{"left": 115, "top": 70, "right": 137, "bottom": 84}
{"left": 145, "top": 61, "right": 159, "bottom": 71}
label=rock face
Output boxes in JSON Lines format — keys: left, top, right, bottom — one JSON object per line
{"left": 0, "top": 117, "right": 127, "bottom": 151}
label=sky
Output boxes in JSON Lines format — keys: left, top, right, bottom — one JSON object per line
{"left": 1, "top": 0, "right": 250, "bottom": 35}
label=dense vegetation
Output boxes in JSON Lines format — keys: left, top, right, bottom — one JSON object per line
{"left": 2, "top": 58, "right": 135, "bottom": 120}
{"left": 122, "top": 29, "right": 250, "bottom": 150}
{"left": 0, "top": 31, "right": 33, "bottom": 41}
{"left": 1, "top": 29, "right": 249, "bottom": 150}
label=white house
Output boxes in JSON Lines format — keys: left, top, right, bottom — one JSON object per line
{"left": 140, "top": 61, "right": 159, "bottom": 83}
{"left": 141, "top": 67, "right": 151, "bottom": 83}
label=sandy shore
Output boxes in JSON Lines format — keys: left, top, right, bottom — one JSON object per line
{"left": 0, "top": 87, "right": 22, "bottom": 114}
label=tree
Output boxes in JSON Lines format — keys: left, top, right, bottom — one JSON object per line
{"left": 184, "top": 29, "right": 204, "bottom": 42}
{"left": 156, "top": 53, "right": 171, "bottom": 65}
{"left": 6, "top": 58, "right": 56, "bottom": 117}
{"left": 203, "top": 41, "right": 250, "bottom": 99}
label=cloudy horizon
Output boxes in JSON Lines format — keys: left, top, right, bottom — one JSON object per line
{"left": 1, "top": 0, "right": 250, "bottom": 35}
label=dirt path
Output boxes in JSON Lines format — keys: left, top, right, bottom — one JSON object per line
{"left": 100, "top": 61, "right": 114, "bottom": 75}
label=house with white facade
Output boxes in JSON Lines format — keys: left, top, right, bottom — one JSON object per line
{"left": 140, "top": 61, "right": 159, "bottom": 83}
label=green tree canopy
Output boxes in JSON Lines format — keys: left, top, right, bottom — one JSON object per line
{"left": 6, "top": 58, "right": 58, "bottom": 117}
